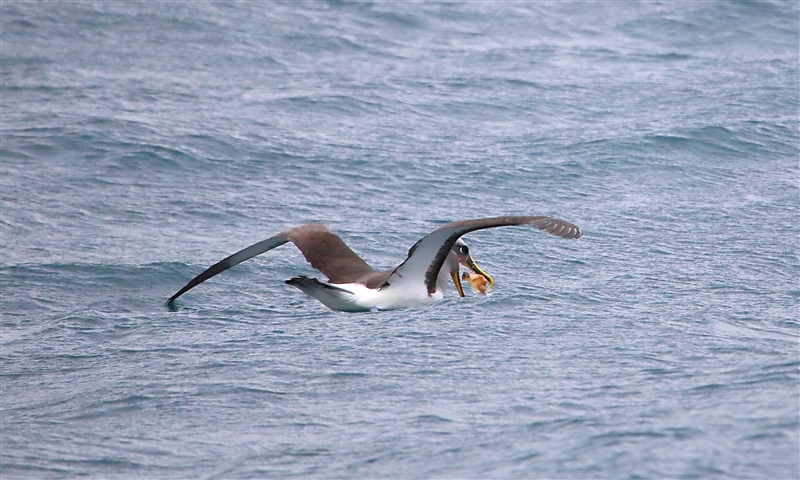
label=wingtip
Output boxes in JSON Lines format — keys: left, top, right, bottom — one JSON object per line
{"left": 166, "top": 298, "right": 179, "bottom": 311}
{"left": 545, "top": 218, "right": 583, "bottom": 239}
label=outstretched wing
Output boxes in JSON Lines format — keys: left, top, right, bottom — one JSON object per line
{"left": 167, "top": 224, "right": 375, "bottom": 305}
{"left": 387, "top": 216, "right": 582, "bottom": 295}
{"left": 281, "top": 224, "right": 375, "bottom": 283}
{"left": 168, "top": 234, "right": 290, "bottom": 305}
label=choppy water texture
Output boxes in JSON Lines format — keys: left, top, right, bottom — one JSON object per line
{"left": 2, "top": 2, "right": 799, "bottom": 479}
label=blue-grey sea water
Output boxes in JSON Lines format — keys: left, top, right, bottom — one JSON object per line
{"left": 1, "top": 2, "right": 798, "bottom": 479}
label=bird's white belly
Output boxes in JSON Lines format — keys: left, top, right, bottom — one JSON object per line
{"left": 335, "top": 281, "right": 444, "bottom": 311}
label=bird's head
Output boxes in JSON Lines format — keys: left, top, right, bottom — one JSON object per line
{"left": 449, "top": 238, "right": 494, "bottom": 296}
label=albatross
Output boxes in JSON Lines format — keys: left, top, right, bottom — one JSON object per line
{"left": 168, "top": 215, "right": 582, "bottom": 312}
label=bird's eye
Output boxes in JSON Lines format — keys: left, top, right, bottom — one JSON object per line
{"left": 459, "top": 245, "right": 469, "bottom": 255}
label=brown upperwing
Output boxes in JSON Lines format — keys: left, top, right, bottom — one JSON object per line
{"left": 282, "top": 224, "right": 378, "bottom": 284}
{"left": 437, "top": 216, "right": 583, "bottom": 240}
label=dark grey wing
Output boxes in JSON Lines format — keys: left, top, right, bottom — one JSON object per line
{"left": 167, "top": 234, "right": 290, "bottom": 305}
{"left": 167, "top": 224, "right": 377, "bottom": 306}
{"left": 388, "top": 216, "right": 582, "bottom": 295}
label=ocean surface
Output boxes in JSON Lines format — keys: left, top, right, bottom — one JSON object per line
{"left": 1, "top": 1, "right": 798, "bottom": 478}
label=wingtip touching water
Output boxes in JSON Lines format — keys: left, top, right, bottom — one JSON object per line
{"left": 167, "top": 215, "right": 582, "bottom": 312}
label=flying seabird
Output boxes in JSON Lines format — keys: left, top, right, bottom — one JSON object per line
{"left": 167, "top": 215, "right": 582, "bottom": 312}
